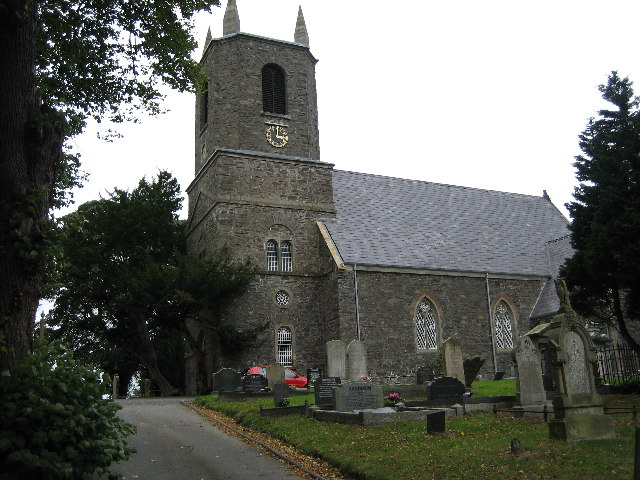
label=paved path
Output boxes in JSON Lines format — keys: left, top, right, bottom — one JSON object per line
{"left": 109, "top": 397, "right": 304, "bottom": 480}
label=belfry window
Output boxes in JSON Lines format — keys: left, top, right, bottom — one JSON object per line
{"left": 415, "top": 298, "right": 438, "bottom": 350}
{"left": 262, "top": 64, "right": 286, "bottom": 114}
{"left": 266, "top": 240, "right": 278, "bottom": 271}
{"left": 265, "top": 239, "right": 293, "bottom": 272}
{"left": 277, "top": 326, "right": 293, "bottom": 367}
{"left": 199, "top": 81, "right": 208, "bottom": 127}
{"left": 494, "top": 300, "right": 515, "bottom": 349}
{"left": 280, "top": 241, "right": 292, "bottom": 272}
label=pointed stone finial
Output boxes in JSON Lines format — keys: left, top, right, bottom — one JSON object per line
{"left": 204, "top": 27, "right": 212, "bottom": 46}
{"left": 294, "top": 6, "right": 309, "bottom": 46}
{"left": 223, "top": 0, "right": 240, "bottom": 36}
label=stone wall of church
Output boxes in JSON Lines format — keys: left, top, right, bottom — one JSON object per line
{"left": 334, "top": 269, "right": 547, "bottom": 379}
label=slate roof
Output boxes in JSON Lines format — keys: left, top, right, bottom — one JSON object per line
{"left": 320, "top": 170, "right": 572, "bottom": 277}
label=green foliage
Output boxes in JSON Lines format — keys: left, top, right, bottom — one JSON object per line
{"left": 563, "top": 72, "right": 640, "bottom": 331}
{"left": 0, "top": 340, "right": 135, "bottom": 479}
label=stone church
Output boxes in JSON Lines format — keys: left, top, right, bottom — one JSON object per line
{"left": 184, "top": 1, "right": 573, "bottom": 393}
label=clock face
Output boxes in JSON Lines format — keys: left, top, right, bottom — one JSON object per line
{"left": 266, "top": 125, "right": 288, "bottom": 148}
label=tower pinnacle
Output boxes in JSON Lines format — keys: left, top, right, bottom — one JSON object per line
{"left": 294, "top": 6, "right": 309, "bottom": 46}
{"left": 223, "top": 0, "right": 240, "bottom": 36}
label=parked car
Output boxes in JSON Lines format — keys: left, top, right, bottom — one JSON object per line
{"left": 241, "top": 366, "right": 308, "bottom": 388}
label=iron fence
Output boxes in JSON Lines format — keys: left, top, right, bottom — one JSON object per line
{"left": 596, "top": 344, "right": 640, "bottom": 385}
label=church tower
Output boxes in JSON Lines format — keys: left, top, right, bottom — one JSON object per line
{"left": 185, "top": 1, "right": 338, "bottom": 391}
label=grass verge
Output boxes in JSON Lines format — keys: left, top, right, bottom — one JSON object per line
{"left": 194, "top": 389, "right": 638, "bottom": 480}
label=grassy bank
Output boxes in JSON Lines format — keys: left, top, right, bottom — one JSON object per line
{"left": 194, "top": 384, "right": 638, "bottom": 480}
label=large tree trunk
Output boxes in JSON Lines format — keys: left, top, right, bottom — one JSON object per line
{"left": 180, "top": 321, "right": 209, "bottom": 395}
{"left": 0, "top": 2, "right": 63, "bottom": 374}
{"left": 134, "top": 317, "right": 180, "bottom": 396}
{"left": 613, "top": 286, "right": 640, "bottom": 354}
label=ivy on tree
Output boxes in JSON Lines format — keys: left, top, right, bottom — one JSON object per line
{"left": 562, "top": 71, "right": 640, "bottom": 351}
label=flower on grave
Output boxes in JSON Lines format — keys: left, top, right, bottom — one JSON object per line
{"left": 278, "top": 397, "right": 290, "bottom": 407}
{"left": 385, "top": 392, "right": 401, "bottom": 402}
{"left": 359, "top": 376, "right": 370, "bottom": 381}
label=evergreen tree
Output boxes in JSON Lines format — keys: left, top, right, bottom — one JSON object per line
{"left": 562, "top": 71, "right": 640, "bottom": 351}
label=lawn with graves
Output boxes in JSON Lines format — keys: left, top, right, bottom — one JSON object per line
{"left": 194, "top": 381, "right": 639, "bottom": 480}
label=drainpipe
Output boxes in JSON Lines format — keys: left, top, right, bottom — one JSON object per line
{"left": 354, "top": 264, "right": 361, "bottom": 340}
{"left": 486, "top": 273, "right": 498, "bottom": 374}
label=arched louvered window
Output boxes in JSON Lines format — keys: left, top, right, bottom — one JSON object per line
{"left": 266, "top": 240, "right": 278, "bottom": 271}
{"left": 262, "top": 64, "right": 286, "bottom": 114}
{"left": 199, "top": 81, "right": 208, "bottom": 127}
{"left": 277, "top": 326, "right": 293, "bottom": 367}
{"left": 415, "top": 298, "right": 438, "bottom": 350}
{"left": 280, "top": 241, "right": 292, "bottom": 272}
{"left": 494, "top": 300, "right": 515, "bottom": 349}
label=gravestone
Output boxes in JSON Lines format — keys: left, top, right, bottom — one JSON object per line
{"left": 416, "top": 366, "right": 434, "bottom": 384}
{"left": 265, "top": 363, "right": 285, "bottom": 390}
{"left": 346, "top": 339, "right": 368, "bottom": 381}
{"left": 426, "top": 376, "right": 465, "bottom": 403}
{"left": 493, "top": 371, "right": 505, "bottom": 381}
{"left": 463, "top": 356, "right": 485, "bottom": 387}
{"left": 306, "top": 368, "right": 321, "bottom": 385}
{"left": 426, "top": 410, "right": 446, "bottom": 434}
{"left": 334, "top": 381, "right": 384, "bottom": 412}
{"left": 314, "top": 377, "right": 341, "bottom": 408}
{"left": 273, "top": 382, "right": 290, "bottom": 407}
{"left": 326, "top": 340, "right": 347, "bottom": 378}
{"left": 212, "top": 368, "right": 242, "bottom": 393}
{"left": 242, "top": 374, "right": 268, "bottom": 393}
{"left": 514, "top": 336, "right": 546, "bottom": 406}
{"left": 442, "top": 337, "right": 465, "bottom": 383}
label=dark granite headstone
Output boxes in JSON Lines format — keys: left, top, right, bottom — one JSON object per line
{"left": 212, "top": 368, "right": 242, "bottom": 393}
{"left": 426, "top": 376, "right": 465, "bottom": 402}
{"left": 314, "top": 377, "right": 341, "bottom": 408}
{"left": 426, "top": 410, "right": 446, "bottom": 434}
{"left": 542, "top": 374, "right": 554, "bottom": 391}
{"left": 307, "top": 368, "right": 322, "bottom": 384}
{"left": 463, "top": 356, "right": 485, "bottom": 387}
{"left": 273, "top": 382, "right": 290, "bottom": 407}
{"left": 242, "top": 374, "right": 268, "bottom": 393}
{"left": 493, "top": 371, "right": 505, "bottom": 381}
{"left": 416, "top": 366, "right": 434, "bottom": 385}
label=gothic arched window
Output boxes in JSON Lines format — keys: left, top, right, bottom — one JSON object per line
{"left": 266, "top": 239, "right": 278, "bottom": 271}
{"left": 494, "top": 300, "right": 515, "bottom": 349}
{"left": 277, "top": 326, "right": 293, "bottom": 366}
{"left": 262, "top": 64, "right": 286, "bottom": 114}
{"left": 280, "top": 241, "right": 292, "bottom": 272}
{"left": 415, "top": 298, "right": 438, "bottom": 350}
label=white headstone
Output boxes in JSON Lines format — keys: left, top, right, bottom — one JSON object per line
{"left": 442, "top": 337, "right": 465, "bottom": 383}
{"left": 346, "top": 339, "right": 367, "bottom": 381}
{"left": 325, "top": 340, "right": 346, "bottom": 378}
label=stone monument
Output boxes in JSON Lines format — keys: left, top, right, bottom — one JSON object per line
{"left": 265, "top": 363, "right": 285, "bottom": 390}
{"left": 346, "top": 339, "right": 368, "bottom": 381}
{"left": 513, "top": 336, "right": 546, "bottom": 407}
{"left": 334, "top": 381, "right": 384, "bottom": 412}
{"left": 442, "top": 337, "right": 465, "bottom": 384}
{"left": 326, "top": 340, "right": 347, "bottom": 378}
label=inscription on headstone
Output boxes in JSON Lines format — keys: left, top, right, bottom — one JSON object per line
{"left": 566, "top": 331, "right": 591, "bottom": 395}
{"left": 306, "top": 368, "right": 321, "bottom": 384}
{"left": 212, "top": 367, "right": 242, "bottom": 393}
{"left": 334, "top": 381, "right": 384, "bottom": 412}
{"left": 514, "top": 336, "right": 546, "bottom": 406}
{"left": 242, "top": 374, "right": 268, "bottom": 393}
{"left": 314, "top": 377, "right": 341, "bottom": 408}
{"left": 442, "top": 337, "right": 465, "bottom": 383}
{"left": 426, "top": 376, "right": 465, "bottom": 401}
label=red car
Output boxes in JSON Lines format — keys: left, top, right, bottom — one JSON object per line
{"left": 241, "top": 366, "right": 308, "bottom": 388}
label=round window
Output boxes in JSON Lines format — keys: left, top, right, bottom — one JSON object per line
{"left": 275, "top": 290, "right": 290, "bottom": 306}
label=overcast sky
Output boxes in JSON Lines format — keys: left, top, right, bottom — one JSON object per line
{"left": 66, "top": 0, "right": 640, "bottom": 220}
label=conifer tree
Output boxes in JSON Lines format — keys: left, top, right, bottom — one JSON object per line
{"left": 562, "top": 71, "right": 640, "bottom": 351}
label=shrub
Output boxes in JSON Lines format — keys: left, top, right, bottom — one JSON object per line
{"left": 0, "top": 340, "right": 135, "bottom": 479}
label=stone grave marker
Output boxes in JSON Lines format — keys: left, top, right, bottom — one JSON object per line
{"left": 242, "top": 374, "right": 268, "bottom": 393}
{"left": 314, "top": 377, "right": 341, "bottom": 408}
{"left": 416, "top": 366, "right": 434, "bottom": 384}
{"left": 514, "top": 336, "right": 545, "bottom": 406}
{"left": 426, "top": 376, "right": 465, "bottom": 403}
{"left": 326, "top": 340, "right": 347, "bottom": 378}
{"left": 273, "top": 382, "right": 290, "bottom": 407}
{"left": 212, "top": 368, "right": 242, "bottom": 393}
{"left": 442, "top": 337, "right": 465, "bottom": 383}
{"left": 265, "top": 363, "right": 285, "bottom": 390}
{"left": 493, "top": 371, "right": 505, "bottom": 381}
{"left": 334, "top": 381, "right": 384, "bottom": 412}
{"left": 346, "top": 339, "right": 368, "bottom": 381}
{"left": 306, "top": 368, "right": 321, "bottom": 385}
{"left": 463, "top": 355, "right": 485, "bottom": 387}
{"left": 426, "top": 410, "right": 446, "bottom": 434}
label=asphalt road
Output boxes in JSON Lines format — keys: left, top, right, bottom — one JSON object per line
{"left": 108, "top": 397, "right": 305, "bottom": 480}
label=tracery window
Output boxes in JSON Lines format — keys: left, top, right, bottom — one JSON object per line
{"left": 280, "top": 241, "right": 292, "bottom": 272}
{"left": 277, "top": 326, "right": 293, "bottom": 367}
{"left": 266, "top": 239, "right": 278, "bottom": 271}
{"left": 415, "top": 298, "right": 438, "bottom": 350}
{"left": 262, "top": 64, "right": 286, "bottom": 114}
{"left": 494, "top": 300, "right": 515, "bottom": 349}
